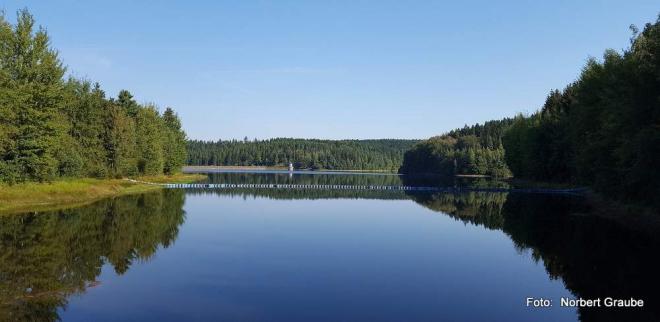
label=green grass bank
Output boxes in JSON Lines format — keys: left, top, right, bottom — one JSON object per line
{"left": 0, "top": 173, "right": 206, "bottom": 215}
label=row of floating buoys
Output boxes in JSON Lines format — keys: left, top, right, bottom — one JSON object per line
{"left": 162, "top": 183, "right": 445, "bottom": 191}
{"left": 155, "top": 181, "right": 587, "bottom": 195}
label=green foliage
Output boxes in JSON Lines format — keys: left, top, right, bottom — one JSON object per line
{"left": 135, "top": 105, "right": 164, "bottom": 175}
{"left": 503, "top": 89, "right": 575, "bottom": 182}
{"left": 61, "top": 79, "right": 107, "bottom": 177}
{"left": 502, "top": 16, "right": 660, "bottom": 208}
{"left": 187, "top": 138, "right": 418, "bottom": 171}
{"left": 103, "top": 104, "right": 138, "bottom": 177}
{"left": 0, "top": 10, "right": 188, "bottom": 183}
{"left": 162, "top": 107, "right": 187, "bottom": 174}
{"left": 0, "top": 10, "right": 65, "bottom": 182}
{"left": 52, "top": 133, "right": 84, "bottom": 177}
{"left": 399, "top": 119, "right": 513, "bottom": 177}
{"left": 116, "top": 89, "right": 140, "bottom": 117}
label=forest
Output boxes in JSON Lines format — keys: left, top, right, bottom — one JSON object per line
{"left": 0, "top": 10, "right": 187, "bottom": 184}
{"left": 401, "top": 16, "right": 660, "bottom": 209}
{"left": 2, "top": 8, "right": 658, "bottom": 211}
{"left": 187, "top": 138, "right": 418, "bottom": 171}
{"left": 502, "top": 16, "right": 660, "bottom": 209}
{"left": 398, "top": 119, "right": 513, "bottom": 177}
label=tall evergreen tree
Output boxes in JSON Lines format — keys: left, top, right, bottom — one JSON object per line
{"left": 58, "top": 79, "right": 108, "bottom": 177}
{"left": 0, "top": 14, "right": 18, "bottom": 182}
{"left": 116, "top": 90, "right": 140, "bottom": 117}
{"left": 135, "top": 105, "right": 164, "bottom": 175}
{"left": 103, "top": 104, "right": 138, "bottom": 177}
{"left": 0, "top": 10, "right": 189, "bottom": 183}
{"left": 0, "top": 10, "right": 65, "bottom": 182}
{"left": 162, "top": 107, "right": 187, "bottom": 174}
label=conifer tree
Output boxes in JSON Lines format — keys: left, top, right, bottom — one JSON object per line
{"left": 0, "top": 10, "right": 65, "bottom": 182}
{"left": 162, "top": 107, "right": 187, "bottom": 174}
{"left": 0, "top": 9, "right": 189, "bottom": 183}
{"left": 135, "top": 105, "right": 164, "bottom": 175}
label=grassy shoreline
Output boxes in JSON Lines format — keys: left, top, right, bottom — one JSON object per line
{"left": 0, "top": 173, "right": 206, "bottom": 215}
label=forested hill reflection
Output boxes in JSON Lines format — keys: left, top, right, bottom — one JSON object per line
{"left": 202, "top": 171, "right": 511, "bottom": 189}
{"left": 202, "top": 171, "right": 406, "bottom": 186}
{"left": 0, "top": 189, "right": 186, "bottom": 322}
{"left": 192, "top": 172, "right": 510, "bottom": 201}
{"left": 410, "top": 192, "right": 659, "bottom": 322}
{"left": 2, "top": 177, "right": 658, "bottom": 321}
{"left": 409, "top": 192, "right": 508, "bottom": 230}
{"left": 186, "top": 188, "right": 410, "bottom": 200}
{"left": 189, "top": 177, "right": 659, "bottom": 321}
{"left": 193, "top": 172, "right": 409, "bottom": 200}
{"left": 500, "top": 195, "right": 659, "bottom": 322}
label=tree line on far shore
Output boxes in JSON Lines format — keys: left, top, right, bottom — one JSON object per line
{"left": 4, "top": 8, "right": 658, "bottom": 210}
{"left": 401, "top": 15, "right": 660, "bottom": 209}
{"left": 398, "top": 119, "right": 513, "bottom": 177}
{"left": 187, "top": 138, "right": 418, "bottom": 171}
{"left": 0, "top": 10, "right": 187, "bottom": 184}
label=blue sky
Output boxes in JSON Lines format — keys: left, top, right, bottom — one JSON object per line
{"left": 2, "top": 1, "right": 658, "bottom": 140}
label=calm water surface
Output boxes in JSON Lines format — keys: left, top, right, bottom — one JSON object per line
{"left": 1, "top": 172, "right": 657, "bottom": 321}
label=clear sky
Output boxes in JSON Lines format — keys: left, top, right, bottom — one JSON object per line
{"left": 2, "top": 1, "right": 658, "bottom": 140}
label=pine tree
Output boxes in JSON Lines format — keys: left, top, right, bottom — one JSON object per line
{"left": 0, "top": 10, "right": 65, "bottom": 182}
{"left": 0, "top": 14, "right": 18, "bottom": 182}
{"left": 162, "top": 107, "right": 187, "bottom": 174}
{"left": 116, "top": 90, "right": 140, "bottom": 117}
{"left": 104, "top": 104, "right": 138, "bottom": 177}
{"left": 1, "top": 10, "right": 190, "bottom": 182}
{"left": 135, "top": 105, "right": 164, "bottom": 175}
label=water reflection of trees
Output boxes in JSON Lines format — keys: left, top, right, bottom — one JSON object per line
{"left": 195, "top": 173, "right": 510, "bottom": 202}
{"left": 400, "top": 174, "right": 510, "bottom": 189}
{"left": 192, "top": 185, "right": 660, "bottom": 321}
{"left": 0, "top": 189, "right": 186, "bottom": 322}
{"left": 204, "top": 172, "right": 512, "bottom": 190}
{"left": 408, "top": 192, "right": 659, "bottom": 322}
{"left": 186, "top": 188, "right": 410, "bottom": 201}
{"left": 2, "top": 182, "right": 657, "bottom": 321}
{"left": 500, "top": 195, "right": 659, "bottom": 322}
{"left": 408, "top": 192, "right": 508, "bottom": 230}
{"left": 204, "top": 172, "right": 405, "bottom": 186}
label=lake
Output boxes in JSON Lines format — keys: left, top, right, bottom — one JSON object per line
{"left": 1, "top": 171, "right": 657, "bottom": 321}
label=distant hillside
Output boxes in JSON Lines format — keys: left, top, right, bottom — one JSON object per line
{"left": 399, "top": 119, "right": 514, "bottom": 177}
{"left": 187, "top": 138, "right": 419, "bottom": 171}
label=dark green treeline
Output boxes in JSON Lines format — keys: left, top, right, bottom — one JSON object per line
{"left": 502, "top": 16, "right": 660, "bottom": 208}
{"left": 399, "top": 119, "right": 513, "bottom": 177}
{"left": 0, "top": 10, "right": 187, "bottom": 183}
{"left": 187, "top": 138, "right": 418, "bottom": 171}
{"left": 401, "top": 15, "right": 660, "bottom": 209}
